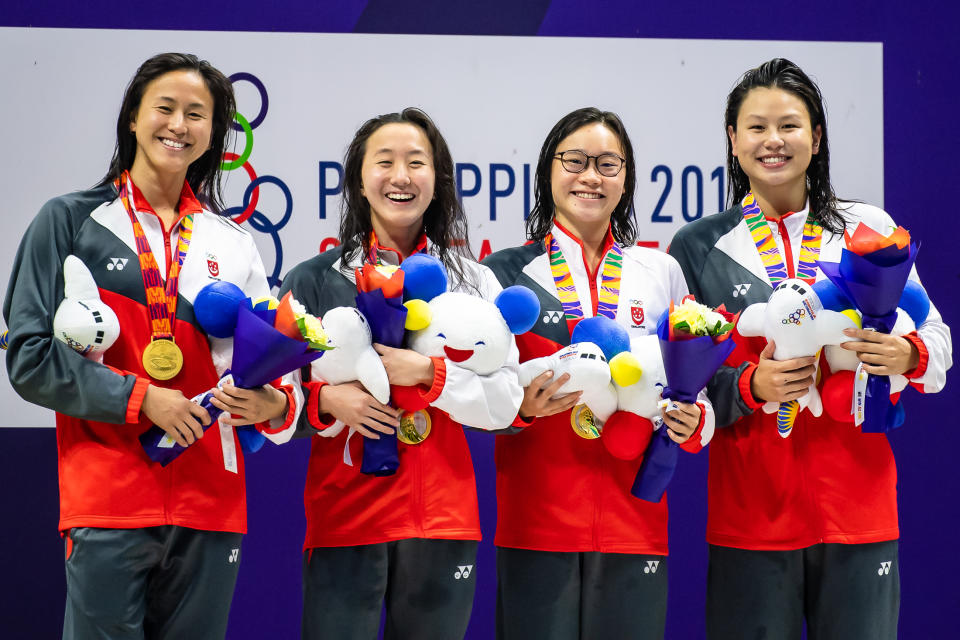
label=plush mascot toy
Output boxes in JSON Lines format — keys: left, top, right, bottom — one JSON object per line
{"left": 821, "top": 280, "right": 930, "bottom": 425}
{"left": 606, "top": 334, "right": 668, "bottom": 460}
{"left": 737, "top": 278, "right": 861, "bottom": 437}
{"left": 51, "top": 255, "right": 120, "bottom": 360}
{"left": 516, "top": 316, "right": 641, "bottom": 440}
{"left": 397, "top": 255, "right": 539, "bottom": 439}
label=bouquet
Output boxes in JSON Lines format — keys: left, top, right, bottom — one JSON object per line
{"left": 632, "top": 297, "right": 736, "bottom": 502}
{"left": 140, "top": 288, "right": 331, "bottom": 466}
{"left": 818, "top": 223, "right": 919, "bottom": 432}
{"left": 354, "top": 263, "right": 408, "bottom": 476}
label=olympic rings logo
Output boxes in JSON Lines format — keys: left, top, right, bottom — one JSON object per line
{"left": 782, "top": 308, "right": 806, "bottom": 325}
{"left": 219, "top": 72, "right": 291, "bottom": 289}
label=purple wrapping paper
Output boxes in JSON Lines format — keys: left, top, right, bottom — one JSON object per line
{"left": 354, "top": 289, "right": 408, "bottom": 476}
{"left": 139, "top": 305, "right": 323, "bottom": 466}
{"left": 818, "top": 242, "right": 919, "bottom": 433}
{"left": 632, "top": 309, "right": 736, "bottom": 502}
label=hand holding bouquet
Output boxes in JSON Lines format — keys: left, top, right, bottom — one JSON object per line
{"left": 632, "top": 297, "right": 735, "bottom": 502}
{"left": 140, "top": 284, "right": 331, "bottom": 466}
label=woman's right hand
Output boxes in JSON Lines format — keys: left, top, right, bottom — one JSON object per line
{"left": 518, "top": 371, "right": 582, "bottom": 419}
{"left": 319, "top": 381, "right": 400, "bottom": 439}
{"left": 749, "top": 341, "right": 818, "bottom": 404}
{"left": 141, "top": 384, "right": 211, "bottom": 447}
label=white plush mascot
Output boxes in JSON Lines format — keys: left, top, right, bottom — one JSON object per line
{"left": 52, "top": 255, "right": 121, "bottom": 360}
{"left": 737, "top": 278, "right": 860, "bottom": 437}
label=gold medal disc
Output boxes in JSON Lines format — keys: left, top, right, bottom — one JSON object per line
{"left": 570, "top": 404, "right": 601, "bottom": 439}
{"left": 142, "top": 338, "right": 184, "bottom": 380}
{"left": 397, "top": 410, "right": 432, "bottom": 445}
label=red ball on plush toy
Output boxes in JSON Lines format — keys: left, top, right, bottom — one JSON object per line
{"left": 822, "top": 370, "right": 856, "bottom": 423}
{"left": 602, "top": 411, "right": 654, "bottom": 460}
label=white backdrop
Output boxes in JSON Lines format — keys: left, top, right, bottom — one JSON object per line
{"left": 0, "top": 28, "right": 882, "bottom": 427}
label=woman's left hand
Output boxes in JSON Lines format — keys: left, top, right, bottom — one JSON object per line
{"left": 211, "top": 382, "right": 289, "bottom": 426}
{"left": 661, "top": 401, "right": 702, "bottom": 444}
{"left": 841, "top": 328, "right": 919, "bottom": 376}
{"left": 374, "top": 344, "right": 435, "bottom": 387}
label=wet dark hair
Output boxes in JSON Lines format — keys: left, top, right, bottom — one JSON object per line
{"left": 97, "top": 52, "right": 236, "bottom": 213}
{"left": 725, "top": 58, "right": 845, "bottom": 234}
{"left": 525, "top": 107, "right": 638, "bottom": 244}
{"left": 338, "top": 107, "right": 475, "bottom": 287}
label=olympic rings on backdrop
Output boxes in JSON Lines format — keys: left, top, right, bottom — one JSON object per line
{"left": 222, "top": 175, "right": 293, "bottom": 289}
{"left": 228, "top": 72, "right": 269, "bottom": 131}
{"left": 220, "top": 112, "right": 253, "bottom": 171}
{"left": 221, "top": 152, "right": 259, "bottom": 224}
{"left": 220, "top": 72, "right": 291, "bottom": 288}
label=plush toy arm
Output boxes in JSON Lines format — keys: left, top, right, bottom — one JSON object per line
{"left": 518, "top": 354, "right": 556, "bottom": 388}
{"left": 581, "top": 382, "right": 618, "bottom": 424}
{"left": 737, "top": 303, "right": 767, "bottom": 338}
{"left": 431, "top": 341, "right": 524, "bottom": 430}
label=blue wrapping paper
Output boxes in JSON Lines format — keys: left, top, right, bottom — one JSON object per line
{"left": 140, "top": 305, "right": 323, "bottom": 466}
{"left": 818, "top": 241, "right": 919, "bottom": 433}
{"left": 632, "top": 310, "right": 735, "bottom": 502}
{"left": 354, "top": 288, "right": 408, "bottom": 476}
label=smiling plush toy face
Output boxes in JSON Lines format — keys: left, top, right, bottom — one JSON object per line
{"left": 408, "top": 291, "right": 513, "bottom": 376}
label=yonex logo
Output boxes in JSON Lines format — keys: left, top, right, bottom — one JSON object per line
{"left": 107, "top": 258, "right": 129, "bottom": 271}
{"left": 643, "top": 560, "right": 660, "bottom": 574}
{"left": 542, "top": 310, "right": 563, "bottom": 324}
{"left": 732, "top": 283, "right": 751, "bottom": 297}
{"left": 228, "top": 548, "right": 240, "bottom": 563}
{"left": 878, "top": 561, "right": 891, "bottom": 575}
{"left": 454, "top": 565, "right": 473, "bottom": 579}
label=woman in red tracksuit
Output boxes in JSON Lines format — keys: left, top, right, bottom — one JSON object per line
{"left": 279, "top": 108, "right": 523, "bottom": 640}
{"left": 483, "top": 107, "right": 715, "bottom": 640}
{"left": 668, "top": 58, "right": 952, "bottom": 639}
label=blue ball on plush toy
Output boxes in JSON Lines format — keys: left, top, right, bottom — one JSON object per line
{"left": 812, "top": 279, "right": 853, "bottom": 312}
{"left": 194, "top": 281, "right": 248, "bottom": 338}
{"left": 899, "top": 280, "right": 930, "bottom": 325}
{"left": 401, "top": 253, "right": 448, "bottom": 302}
{"left": 495, "top": 286, "right": 540, "bottom": 334}
{"left": 570, "top": 316, "right": 630, "bottom": 360}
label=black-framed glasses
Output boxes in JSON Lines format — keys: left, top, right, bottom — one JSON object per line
{"left": 553, "top": 150, "right": 625, "bottom": 177}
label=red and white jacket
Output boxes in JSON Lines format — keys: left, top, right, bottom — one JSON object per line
{"left": 669, "top": 201, "right": 952, "bottom": 550}
{"left": 4, "top": 180, "right": 301, "bottom": 534}
{"left": 483, "top": 222, "right": 714, "bottom": 555}
{"left": 277, "top": 239, "right": 523, "bottom": 549}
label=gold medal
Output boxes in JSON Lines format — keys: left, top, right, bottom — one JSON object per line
{"left": 142, "top": 338, "right": 184, "bottom": 380}
{"left": 570, "top": 404, "right": 601, "bottom": 439}
{"left": 397, "top": 410, "right": 432, "bottom": 445}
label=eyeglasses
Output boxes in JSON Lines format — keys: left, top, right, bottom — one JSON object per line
{"left": 553, "top": 150, "right": 625, "bottom": 177}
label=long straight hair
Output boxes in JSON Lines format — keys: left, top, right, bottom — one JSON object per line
{"left": 725, "top": 58, "right": 845, "bottom": 234}
{"left": 97, "top": 53, "right": 236, "bottom": 213}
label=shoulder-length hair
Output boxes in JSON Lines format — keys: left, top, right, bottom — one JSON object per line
{"left": 725, "top": 58, "right": 845, "bottom": 234}
{"left": 525, "top": 107, "right": 638, "bottom": 245}
{"left": 338, "top": 108, "right": 475, "bottom": 286}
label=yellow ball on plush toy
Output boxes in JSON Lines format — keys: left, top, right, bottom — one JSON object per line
{"left": 609, "top": 351, "right": 643, "bottom": 387}
{"left": 404, "top": 299, "right": 432, "bottom": 331}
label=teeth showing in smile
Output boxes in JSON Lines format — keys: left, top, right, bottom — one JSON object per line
{"left": 386, "top": 193, "right": 414, "bottom": 201}
{"left": 574, "top": 192, "right": 602, "bottom": 199}
{"left": 761, "top": 156, "right": 787, "bottom": 164}
{"left": 161, "top": 138, "right": 186, "bottom": 150}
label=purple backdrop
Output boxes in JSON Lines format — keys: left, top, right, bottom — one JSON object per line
{"left": 2, "top": 1, "right": 957, "bottom": 638}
